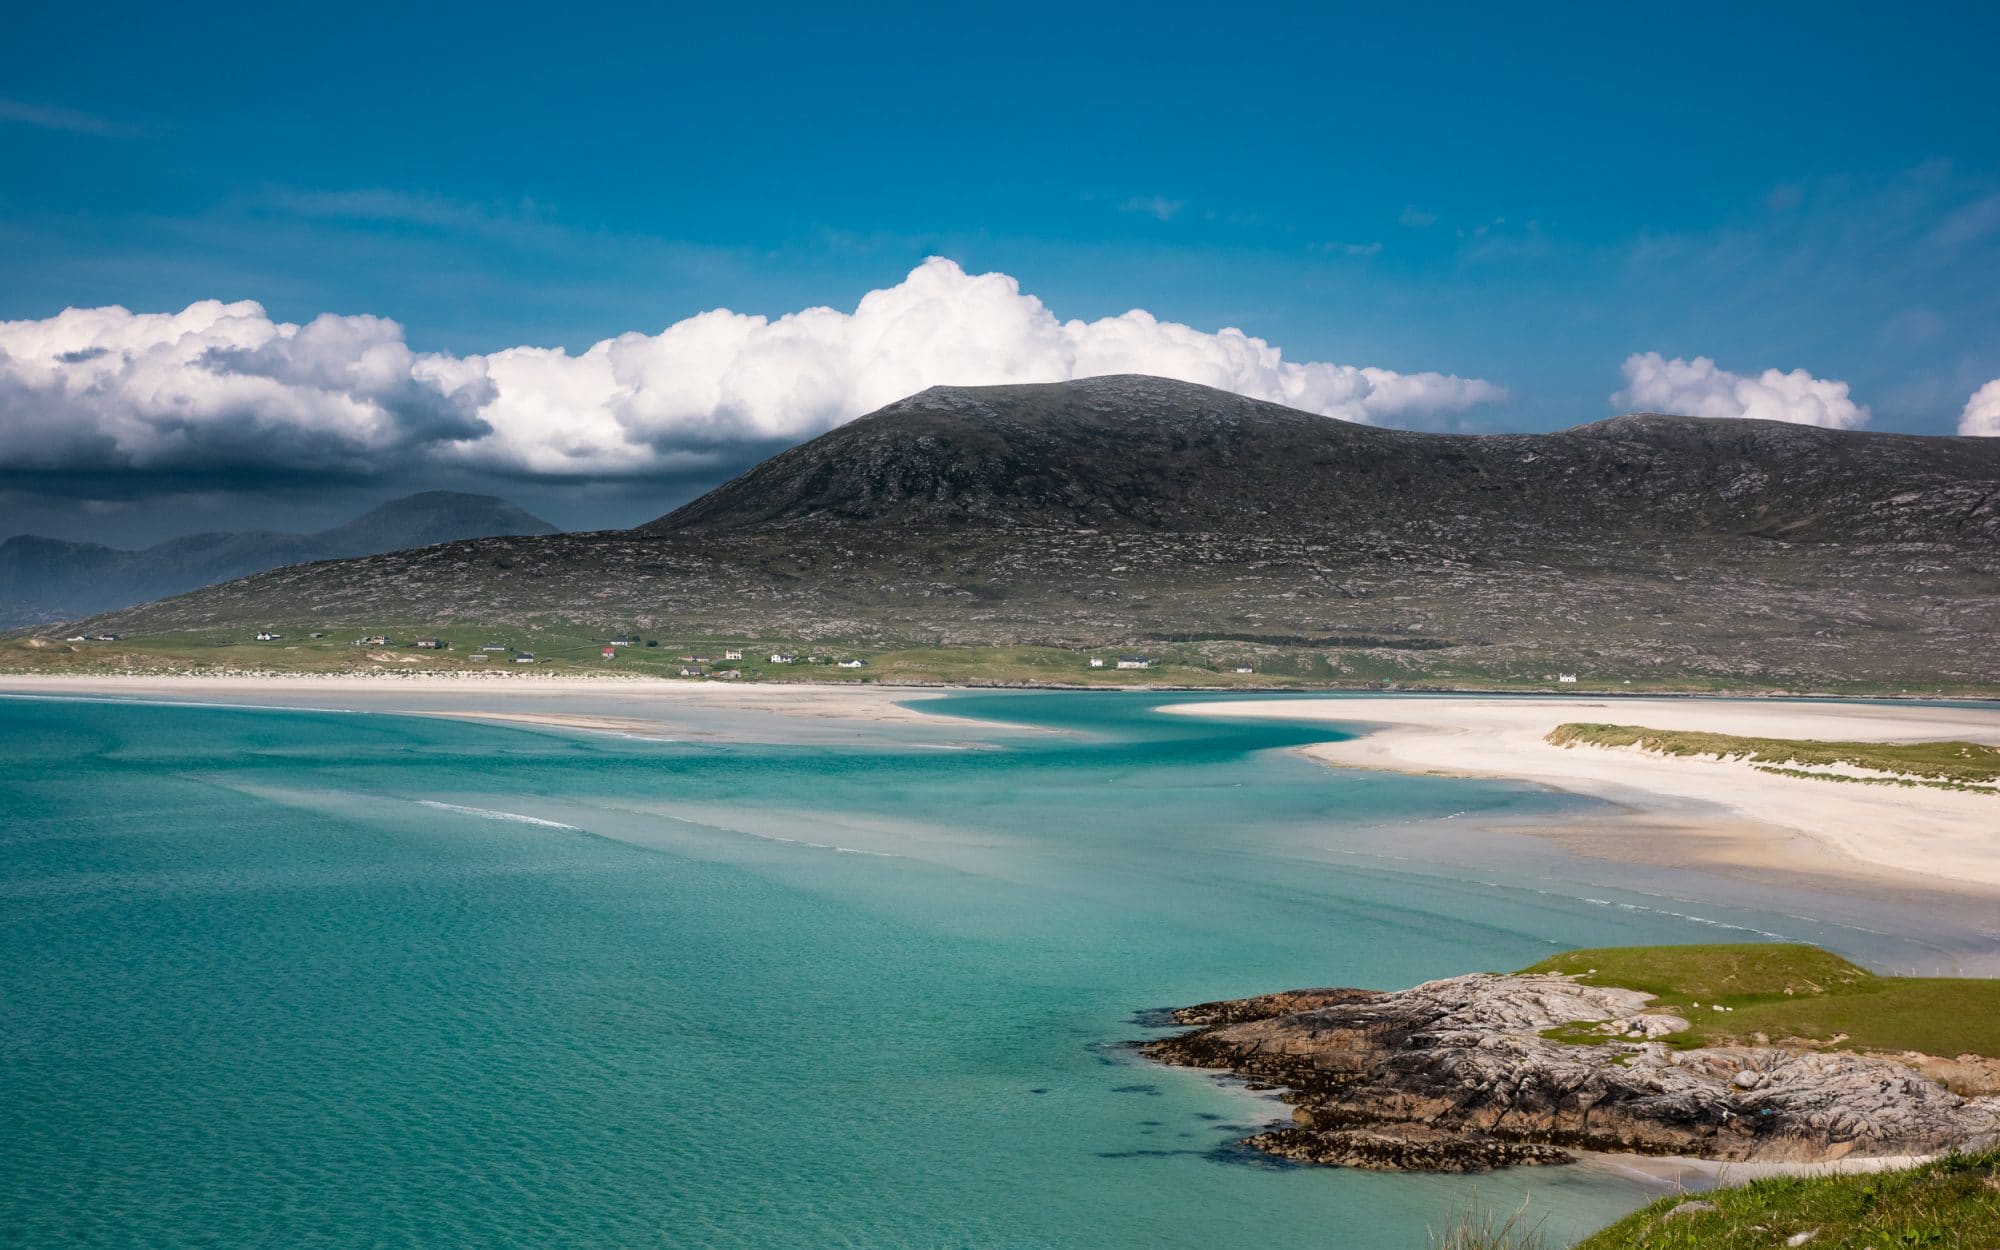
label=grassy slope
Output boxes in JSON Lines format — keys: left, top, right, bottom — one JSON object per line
{"left": 1518, "top": 946, "right": 2000, "bottom": 1248}
{"left": 0, "top": 631, "right": 1961, "bottom": 696}
{"left": 1547, "top": 723, "right": 2000, "bottom": 791}
{"left": 1520, "top": 944, "right": 2000, "bottom": 1058}
{"left": 1572, "top": 1146, "right": 2000, "bottom": 1250}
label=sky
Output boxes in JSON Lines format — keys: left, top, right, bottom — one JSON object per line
{"left": 3, "top": 0, "right": 1998, "bottom": 543}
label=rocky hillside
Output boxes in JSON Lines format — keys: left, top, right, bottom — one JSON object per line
{"left": 653, "top": 375, "right": 2000, "bottom": 546}
{"left": 50, "top": 377, "right": 2000, "bottom": 690}
{"left": 0, "top": 492, "right": 556, "bottom": 626}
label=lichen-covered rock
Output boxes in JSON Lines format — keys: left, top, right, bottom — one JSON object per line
{"left": 1169, "top": 987, "right": 1381, "bottom": 1026}
{"left": 1141, "top": 973, "right": 2000, "bottom": 1172}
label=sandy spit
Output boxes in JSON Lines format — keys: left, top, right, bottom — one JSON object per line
{"left": 0, "top": 673, "right": 986, "bottom": 735}
{"left": 1159, "top": 697, "right": 2000, "bottom": 891}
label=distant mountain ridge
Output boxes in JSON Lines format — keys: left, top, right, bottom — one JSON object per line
{"left": 652, "top": 375, "right": 1998, "bottom": 546}
{"left": 52, "top": 377, "right": 2000, "bottom": 689}
{"left": 0, "top": 491, "right": 557, "bottom": 627}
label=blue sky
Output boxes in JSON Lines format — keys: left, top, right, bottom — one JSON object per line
{"left": 3, "top": 1, "right": 1998, "bottom": 539}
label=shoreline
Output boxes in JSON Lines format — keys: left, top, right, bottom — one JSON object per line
{"left": 1574, "top": 1148, "right": 1940, "bottom": 1189}
{"left": 1159, "top": 697, "right": 2000, "bottom": 895}
{"left": 6, "top": 661, "right": 2000, "bottom": 703}
{"left": 0, "top": 672, "right": 1028, "bottom": 743}
{"left": 0, "top": 671, "right": 947, "bottom": 715}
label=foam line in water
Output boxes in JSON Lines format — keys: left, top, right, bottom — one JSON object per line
{"left": 415, "top": 800, "right": 579, "bottom": 829}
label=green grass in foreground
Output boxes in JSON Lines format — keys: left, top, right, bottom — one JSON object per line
{"left": 1570, "top": 1146, "right": 2000, "bottom": 1250}
{"left": 1546, "top": 723, "right": 2000, "bottom": 793}
{"left": 1520, "top": 944, "right": 2000, "bottom": 1059}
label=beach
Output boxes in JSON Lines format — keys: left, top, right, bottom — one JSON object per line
{"left": 1164, "top": 696, "right": 2000, "bottom": 892}
{"left": 0, "top": 672, "right": 994, "bottom": 745}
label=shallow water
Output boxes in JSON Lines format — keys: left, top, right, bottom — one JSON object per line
{"left": 0, "top": 691, "right": 1948, "bottom": 1247}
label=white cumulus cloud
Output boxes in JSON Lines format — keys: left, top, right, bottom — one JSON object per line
{"left": 1960, "top": 380, "right": 2000, "bottom": 436}
{"left": 0, "top": 258, "right": 1507, "bottom": 482}
{"left": 0, "top": 300, "right": 494, "bottom": 475}
{"left": 1612, "top": 352, "right": 1870, "bottom": 429}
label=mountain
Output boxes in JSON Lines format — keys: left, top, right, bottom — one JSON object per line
{"left": 51, "top": 377, "right": 2000, "bottom": 689}
{"left": 0, "top": 491, "right": 558, "bottom": 627}
{"left": 651, "top": 375, "right": 1998, "bottom": 546}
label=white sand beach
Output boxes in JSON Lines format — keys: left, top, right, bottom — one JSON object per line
{"left": 0, "top": 673, "right": 987, "bottom": 742}
{"left": 1162, "top": 697, "right": 2000, "bottom": 890}
{"left": 1576, "top": 1149, "right": 1943, "bottom": 1191}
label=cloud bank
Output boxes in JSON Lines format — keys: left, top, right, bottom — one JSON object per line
{"left": 0, "top": 258, "right": 1506, "bottom": 485}
{"left": 1612, "top": 352, "right": 1870, "bottom": 429}
{"left": 0, "top": 302, "right": 494, "bottom": 476}
{"left": 1961, "top": 380, "right": 2000, "bottom": 436}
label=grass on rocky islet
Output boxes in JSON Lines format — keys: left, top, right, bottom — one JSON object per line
{"left": 1520, "top": 943, "right": 2000, "bottom": 1061}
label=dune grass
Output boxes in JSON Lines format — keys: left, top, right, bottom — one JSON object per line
{"left": 1520, "top": 944, "right": 2000, "bottom": 1058}
{"left": 1573, "top": 1146, "right": 2000, "bottom": 1249}
{"left": 1428, "top": 1199, "right": 1551, "bottom": 1249}
{"left": 1545, "top": 723, "right": 2000, "bottom": 793}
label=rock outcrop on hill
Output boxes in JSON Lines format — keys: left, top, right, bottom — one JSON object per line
{"left": 1142, "top": 973, "right": 2000, "bottom": 1172}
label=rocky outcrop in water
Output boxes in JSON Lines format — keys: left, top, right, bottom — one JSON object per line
{"left": 1141, "top": 973, "right": 2000, "bottom": 1173}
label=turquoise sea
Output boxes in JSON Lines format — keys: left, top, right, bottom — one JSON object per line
{"left": 0, "top": 691, "right": 1957, "bottom": 1247}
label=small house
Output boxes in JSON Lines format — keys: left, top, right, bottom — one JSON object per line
{"left": 359, "top": 634, "right": 392, "bottom": 647}
{"left": 1115, "top": 656, "right": 1152, "bottom": 670}
{"left": 723, "top": 649, "right": 744, "bottom": 661}
{"left": 680, "top": 666, "right": 707, "bottom": 678}
{"left": 609, "top": 636, "right": 638, "bottom": 647}
{"left": 836, "top": 659, "right": 867, "bottom": 669}
{"left": 601, "top": 646, "right": 617, "bottom": 659}
{"left": 513, "top": 653, "right": 536, "bottom": 664}
{"left": 481, "top": 643, "right": 509, "bottom": 652}
{"left": 714, "top": 669, "right": 742, "bottom": 680}
{"left": 1088, "top": 657, "right": 1105, "bottom": 668}
{"left": 414, "top": 636, "right": 447, "bottom": 650}
{"left": 255, "top": 630, "right": 282, "bottom": 641}
{"left": 1558, "top": 673, "right": 1578, "bottom": 684}
{"left": 769, "top": 653, "right": 796, "bottom": 664}
{"left": 1232, "top": 666, "right": 1254, "bottom": 674}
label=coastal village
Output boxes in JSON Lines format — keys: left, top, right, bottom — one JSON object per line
{"left": 230, "top": 624, "right": 1264, "bottom": 684}
{"left": 26, "top": 624, "right": 1665, "bottom": 690}
{"left": 225, "top": 627, "right": 1295, "bottom": 682}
